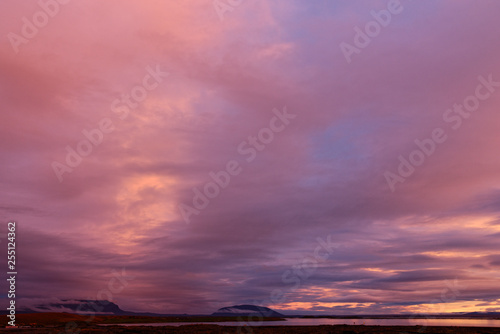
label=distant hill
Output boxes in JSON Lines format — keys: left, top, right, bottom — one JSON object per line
{"left": 24, "top": 299, "right": 128, "bottom": 315}
{"left": 6, "top": 300, "right": 185, "bottom": 317}
{"left": 15, "top": 300, "right": 128, "bottom": 315}
{"left": 7, "top": 300, "right": 284, "bottom": 318}
{"left": 212, "top": 305, "right": 284, "bottom": 318}
{"left": 463, "top": 312, "right": 500, "bottom": 317}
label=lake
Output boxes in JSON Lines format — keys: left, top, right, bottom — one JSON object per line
{"left": 104, "top": 317, "right": 500, "bottom": 327}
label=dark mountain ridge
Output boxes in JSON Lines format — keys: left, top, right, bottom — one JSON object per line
{"left": 212, "top": 304, "right": 284, "bottom": 317}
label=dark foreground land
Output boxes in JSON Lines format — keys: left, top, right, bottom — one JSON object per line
{"left": 2, "top": 325, "right": 500, "bottom": 334}
{"left": 2, "top": 314, "right": 500, "bottom": 333}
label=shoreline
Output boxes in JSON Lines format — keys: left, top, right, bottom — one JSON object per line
{"left": 2, "top": 325, "right": 500, "bottom": 333}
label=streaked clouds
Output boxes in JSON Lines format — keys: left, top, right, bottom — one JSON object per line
{"left": 1, "top": 0, "right": 500, "bottom": 315}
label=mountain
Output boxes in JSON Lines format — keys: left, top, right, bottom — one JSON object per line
{"left": 13, "top": 300, "right": 184, "bottom": 317}
{"left": 463, "top": 312, "right": 500, "bottom": 317}
{"left": 21, "top": 300, "right": 128, "bottom": 315}
{"left": 212, "top": 305, "right": 284, "bottom": 317}
{"left": 11, "top": 300, "right": 284, "bottom": 318}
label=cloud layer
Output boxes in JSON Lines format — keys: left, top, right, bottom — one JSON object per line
{"left": 1, "top": 0, "right": 500, "bottom": 315}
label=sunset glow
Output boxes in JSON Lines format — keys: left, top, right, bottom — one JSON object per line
{"left": 1, "top": 0, "right": 500, "bottom": 317}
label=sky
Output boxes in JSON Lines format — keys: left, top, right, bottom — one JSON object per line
{"left": 1, "top": 0, "right": 500, "bottom": 316}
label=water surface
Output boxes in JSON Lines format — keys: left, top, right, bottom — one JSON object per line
{"left": 103, "top": 317, "right": 500, "bottom": 327}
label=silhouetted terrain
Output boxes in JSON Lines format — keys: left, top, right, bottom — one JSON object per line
{"left": 3, "top": 313, "right": 500, "bottom": 333}
{"left": 212, "top": 305, "right": 284, "bottom": 317}
{"left": 2, "top": 324, "right": 500, "bottom": 333}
